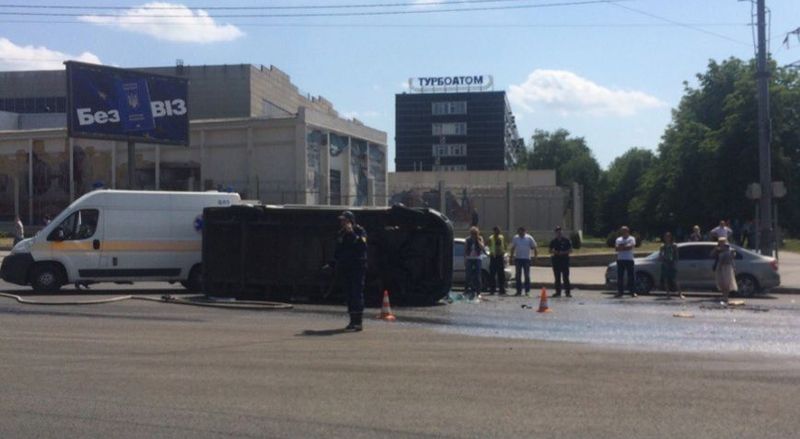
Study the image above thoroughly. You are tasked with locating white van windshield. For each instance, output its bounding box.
[48,209,99,241]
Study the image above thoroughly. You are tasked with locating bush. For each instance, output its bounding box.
[570,232,582,249]
[606,230,643,248]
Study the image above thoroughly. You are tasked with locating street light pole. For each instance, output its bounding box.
[756,0,773,255]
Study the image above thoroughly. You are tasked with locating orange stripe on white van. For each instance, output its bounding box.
[102,241,201,252]
[42,241,201,252]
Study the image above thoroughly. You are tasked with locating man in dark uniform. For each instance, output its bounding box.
[334,210,368,331]
[549,226,572,298]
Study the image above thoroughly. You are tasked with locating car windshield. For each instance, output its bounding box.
[643,251,660,260]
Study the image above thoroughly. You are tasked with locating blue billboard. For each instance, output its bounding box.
[66,61,189,145]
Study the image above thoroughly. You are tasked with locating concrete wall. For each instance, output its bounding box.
[144,64,252,120]
[0,111,19,130]
[18,113,66,130]
[0,70,65,98]
[0,64,351,123]
[389,169,556,187]
[387,169,571,238]
[249,65,337,118]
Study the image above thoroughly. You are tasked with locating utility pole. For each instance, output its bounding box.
[756,0,773,255]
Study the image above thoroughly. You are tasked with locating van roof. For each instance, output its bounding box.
[70,190,241,209]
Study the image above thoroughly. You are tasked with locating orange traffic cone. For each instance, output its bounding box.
[537,287,551,313]
[376,290,397,321]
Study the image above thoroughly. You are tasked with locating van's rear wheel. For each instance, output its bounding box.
[30,263,64,293]
[182,265,203,293]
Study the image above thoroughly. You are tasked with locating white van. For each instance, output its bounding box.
[0,190,241,292]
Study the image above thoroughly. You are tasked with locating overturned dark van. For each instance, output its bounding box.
[201,204,453,305]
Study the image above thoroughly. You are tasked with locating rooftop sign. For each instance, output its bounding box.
[408,75,493,93]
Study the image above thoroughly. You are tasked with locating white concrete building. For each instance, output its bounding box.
[0,64,388,226]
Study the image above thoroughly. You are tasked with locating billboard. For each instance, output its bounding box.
[66,61,189,145]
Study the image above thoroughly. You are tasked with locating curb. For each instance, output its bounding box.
[534,283,800,295]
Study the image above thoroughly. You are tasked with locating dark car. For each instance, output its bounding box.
[202,204,453,305]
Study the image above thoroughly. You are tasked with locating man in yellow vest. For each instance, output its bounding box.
[487,226,507,295]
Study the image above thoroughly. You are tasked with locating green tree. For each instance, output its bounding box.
[520,129,602,234]
[635,58,800,238]
[596,148,656,235]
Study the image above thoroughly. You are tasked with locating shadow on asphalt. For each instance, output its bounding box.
[298,328,355,337]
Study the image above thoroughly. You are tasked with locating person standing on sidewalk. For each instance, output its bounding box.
[464,227,485,300]
[659,232,683,299]
[711,237,737,306]
[710,220,732,241]
[509,227,537,296]
[688,225,703,242]
[614,226,637,298]
[13,216,24,246]
[487,226,507,296]
[549,226,572,298]
[334,211,368,332]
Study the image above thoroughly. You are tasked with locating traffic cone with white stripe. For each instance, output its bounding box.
[537,287,551,313]
[376,290,397,321]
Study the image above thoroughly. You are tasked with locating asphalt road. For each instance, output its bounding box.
[1,283,800,438]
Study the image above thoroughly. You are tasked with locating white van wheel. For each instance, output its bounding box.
[30,263,65,293]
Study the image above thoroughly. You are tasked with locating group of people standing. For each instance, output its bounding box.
[688,219,755,249]
[463,225,573,299]
[315,212,746,331]
[615,222,739,304]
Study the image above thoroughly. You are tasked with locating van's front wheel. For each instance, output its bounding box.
[181,265,203,293]
[30,263,65,293]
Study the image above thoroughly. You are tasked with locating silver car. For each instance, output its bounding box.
[605,242,780,296]
[453,238,514,289]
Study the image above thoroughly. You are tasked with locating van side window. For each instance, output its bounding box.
[48,209,100,241]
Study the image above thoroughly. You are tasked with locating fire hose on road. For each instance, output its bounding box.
[0,292,293,310]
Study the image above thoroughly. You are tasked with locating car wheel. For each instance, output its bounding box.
[182,265,203,293]
[735,274,759,297]
[635,272,654,295]
[30,263,64,293]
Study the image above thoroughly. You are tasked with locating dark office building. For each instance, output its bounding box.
[395,90,523,172]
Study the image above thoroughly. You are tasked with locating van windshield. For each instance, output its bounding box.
[48,209,99,241]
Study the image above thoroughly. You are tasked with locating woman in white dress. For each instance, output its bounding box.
[711,237,737,304]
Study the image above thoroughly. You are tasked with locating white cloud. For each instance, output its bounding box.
[508,69,666,117]
[79,2,244,44]
[0,38,101,70]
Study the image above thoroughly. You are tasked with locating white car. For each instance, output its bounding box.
[452,238,514,290]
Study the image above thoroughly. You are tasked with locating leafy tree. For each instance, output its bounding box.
[636,58,800,238]
[596,148,655,235]
[519,129,602,234]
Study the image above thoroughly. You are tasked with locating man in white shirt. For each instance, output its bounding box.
[614,226,637,298]
[508,227,537,296]
[710,220,732,241]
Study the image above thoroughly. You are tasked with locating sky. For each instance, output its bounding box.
[1,0,798,169]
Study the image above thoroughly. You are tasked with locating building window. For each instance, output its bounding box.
[432,101,467,115]
[432,144,467,157]
[432,164,467,171]
[432,122,467,136]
